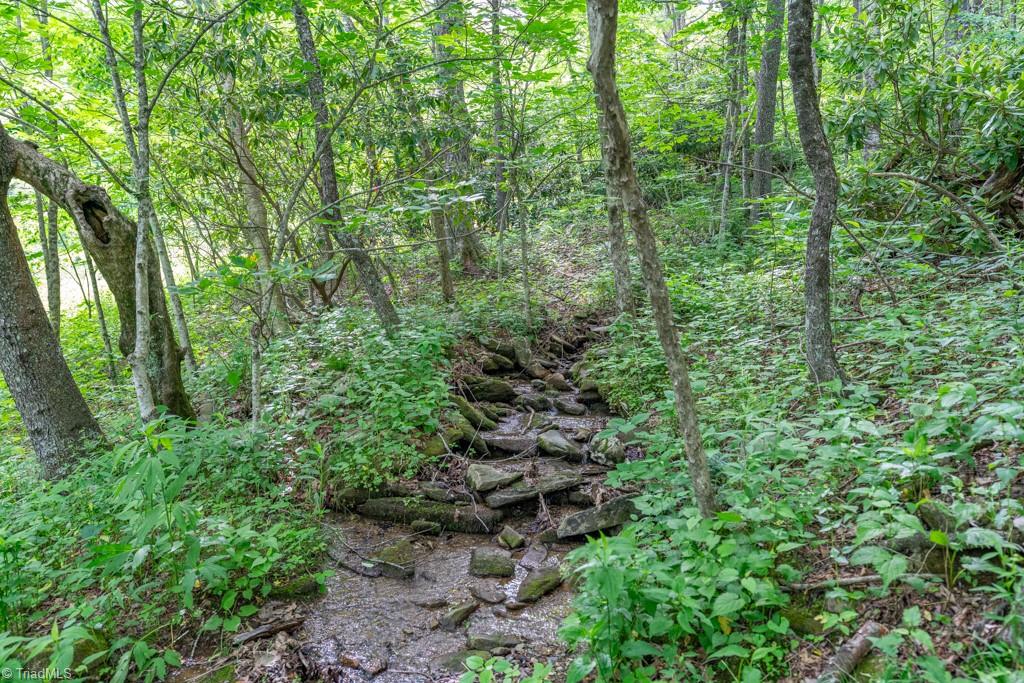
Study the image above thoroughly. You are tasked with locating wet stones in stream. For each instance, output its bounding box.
[537,430,583,460]
[357,497,503,534]
[469,547,515,577]
[466,464,522,493]
[462,375,517,403]
[557,495,639,539]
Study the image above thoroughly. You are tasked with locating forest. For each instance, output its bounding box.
[0,0,1023,679]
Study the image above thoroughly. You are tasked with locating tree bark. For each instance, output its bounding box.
[749,0,785,220]
[788,0,844,384]
[586,0,717,518]
[292,0,399,329]
[491,0,509,274]
[2,123,193,417]
[0,132,102,479]
[717,4,743,242]
[83,247,118,386]
[596,106,635,318]
[35,195,62,339]
[221,73,290,334]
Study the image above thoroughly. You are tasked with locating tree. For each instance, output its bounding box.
[749,0,785,220]
[788,0,843,383]
[586,0,717,518]
[3,123,193,418]
[0,126,102,478]
[291,0,399,330]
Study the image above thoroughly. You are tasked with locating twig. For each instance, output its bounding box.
[231,617,305,647]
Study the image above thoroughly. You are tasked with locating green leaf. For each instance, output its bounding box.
[929,529,949,547]
[707,644,750,660]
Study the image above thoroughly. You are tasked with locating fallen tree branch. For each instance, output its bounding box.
[815,620,883,683]
[231,617,305,647]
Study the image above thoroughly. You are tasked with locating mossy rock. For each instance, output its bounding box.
[358,497,503,534]
[469,547,515,577]
[268,575,322,599]
[435,649,490,673]
[516,566,563,602]
[781,605,826,635]
[372,539,415,578]
[451,395,498,431]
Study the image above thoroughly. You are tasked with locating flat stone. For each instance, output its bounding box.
[567,489,594,507]
[371,539,415,579]
[451,394,498,431]
[484,471,582,508]
[411,596,448,609]
[440,599,479,630]
[557,495,638,538]
[421,481,473,503]
[553,398,586,415]
[497,525,525,549]
[578,377,599,393]
[481,434,536,454]
[519,544,548,569]
[512,338,532,368]
[469,584,506,604]
[516,566,563,602]
[463,375,517,403]
[358,497,503,534]
[578,390,602,405]
[466,630,527,651]
[469,547,515,577]
[466,464,522,493]
[545,373,571,391]
[538,431,583,460]
[480,336,516,358]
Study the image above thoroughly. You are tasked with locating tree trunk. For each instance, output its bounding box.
[149,209,197,373]
[597,106,635,318]
[292,0,399,329]
[3,123,193,418]
[788,0,843,383]
[0,133,102,479]
[750,0,785,220]
[84,247,118,386]
[221,73,290,335]
[586,0,717,518]
[717,4,743,242]
[431,0,485,271]
[491,0,509,274]
[35,195,62,339]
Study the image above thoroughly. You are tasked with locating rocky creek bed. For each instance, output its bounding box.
[180,323,640,682]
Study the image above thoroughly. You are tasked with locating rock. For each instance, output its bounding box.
[451,395,498,431]
[917,499,965,533]
[530,378,547,390]
[512,338,532,368]
[545,373,572,391]
[568,360,585,380]
[497,525,525,549]
[482,352,515,373]
[358,497,503,534]
[481,433,536,454]
[477,403,503,421]
[519,544,548,569]
[553,398,586,415]
[578,377,599,393]
[469,547,516,577]
[535,528,559,544]
[781,605,825,635]
[411,595,448,608]
[467,630,527,651]
[411,520,442,535]
[480,336,516,358]
[267,575,321,599]
[491,605,508,617]
[371,539,415,578]
[567,489,594,506]
[463,375,517,403]
[516,566,563,602]
[590,436,626,466]
[484,471,582,508]
[435,649,490,673]
[578,390,602,405]
[469,584,506,604]
[526,362,549,380]
[557,495,638,538]
[440,599,479,630]
[572,428,593,441]
[421,481,473,504]
[515,393,551,411]
[466,464,523,493]
[538,431,583,460]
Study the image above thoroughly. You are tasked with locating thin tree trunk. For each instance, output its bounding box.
[491,0,509,274]
[515,182,532,330]
[586,0,717,518]
[149,209,196,373]
[597,106,635,318]
[84,248,118,386]
[788,0,843,383]
[35,195,61,339]
[0,136,101,479]
[717,6,742,242]
[750,0,785,220]
[292,0,399,329]
[222,73,290,335]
